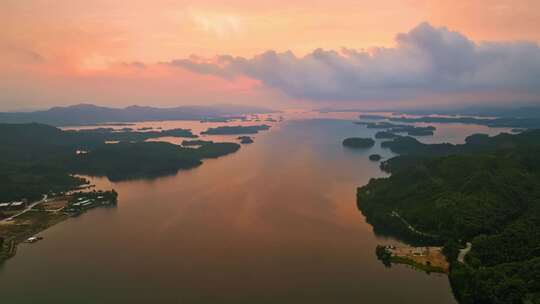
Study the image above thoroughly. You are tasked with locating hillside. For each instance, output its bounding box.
[0,123,240,201]
[0,104,275,126]
[357,130,540,303]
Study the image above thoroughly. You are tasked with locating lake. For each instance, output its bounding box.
[0,112,510,303]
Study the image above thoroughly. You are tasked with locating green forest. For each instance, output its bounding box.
[342,137,375,148]
[357,130,540,303]
[0,123,240,202]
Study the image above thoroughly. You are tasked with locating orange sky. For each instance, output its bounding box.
[1,0,540,110]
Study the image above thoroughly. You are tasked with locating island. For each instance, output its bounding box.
[389,115,540,129]
[200,117,236,123]
[73,127,198,142]
[355,121,435,136]
[369,154,382,161]
[375,131,399,139]
[358,114,388,120]
[201,125,271,135]
[237,136,254,144]
[399,127,434,136]
[181,139,213,146]
[342,137,375,148]
[357,129,540,303]
[355,121,400,129]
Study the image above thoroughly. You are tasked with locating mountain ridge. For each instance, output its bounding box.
[0,104,276,126]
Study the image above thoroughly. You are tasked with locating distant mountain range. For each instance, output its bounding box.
[0,104,276,126]
[401,105,540,118]
[319,105,540,119]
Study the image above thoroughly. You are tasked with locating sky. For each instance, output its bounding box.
[1,0,540,111]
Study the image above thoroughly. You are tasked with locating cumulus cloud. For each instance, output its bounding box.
[167,22,540,102]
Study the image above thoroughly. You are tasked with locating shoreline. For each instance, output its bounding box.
[376,245,449,274]
[0,212,69,264]
[391,256,447,273]
[0,191,117,264]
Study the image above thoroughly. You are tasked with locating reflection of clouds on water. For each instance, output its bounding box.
[4,115,504,303]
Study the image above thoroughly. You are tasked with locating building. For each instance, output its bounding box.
[0,202,25,211]
[11,201,25,209]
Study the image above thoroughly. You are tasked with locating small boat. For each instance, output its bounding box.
[25,236,43,243]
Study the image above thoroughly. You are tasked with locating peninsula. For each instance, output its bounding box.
[0,123,241,194]
[1,190,118,264]
[201,125,271,135]
[0,122,242,263]
[357,130,540,303]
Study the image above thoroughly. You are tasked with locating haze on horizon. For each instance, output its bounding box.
[1,0,540,112]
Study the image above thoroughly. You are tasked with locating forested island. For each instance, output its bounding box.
[358,114,388,120]
[73,127,198,140]
[369,154,382,161]
[0,123,241,201]
[237,136,254,144]
[357,130,540,303]
[181,139,214,146]
[201,125,271,135]
[389,115,540,129]
[342,137,375,148]
[375,131,399,139]
[355,121,435,136]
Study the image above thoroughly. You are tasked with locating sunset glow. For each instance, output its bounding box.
[3,2,540,303]
[1,0,540,110]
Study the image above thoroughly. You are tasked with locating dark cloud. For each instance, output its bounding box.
[167,22,540,102]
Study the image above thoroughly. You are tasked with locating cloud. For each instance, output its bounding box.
[167,22,540,102]
[168,55,235,78]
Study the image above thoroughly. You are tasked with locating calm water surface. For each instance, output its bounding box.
[1,113,509,303]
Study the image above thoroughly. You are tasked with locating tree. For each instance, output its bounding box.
[443,239,460,262]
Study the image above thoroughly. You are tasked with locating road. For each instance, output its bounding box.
[391,210,439,238]
[458,242,472,263]
[0,195,48,224]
